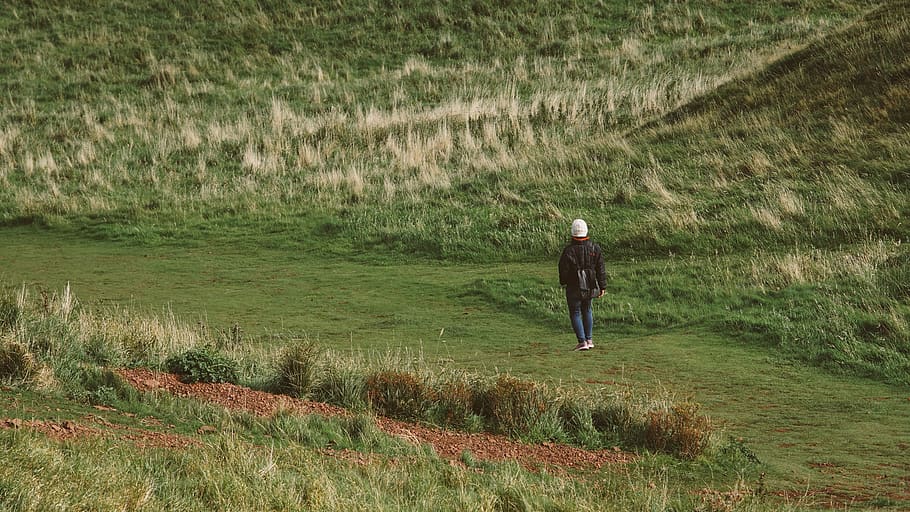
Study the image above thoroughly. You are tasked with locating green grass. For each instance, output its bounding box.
[3,233,910,509]
[2,0,909,509]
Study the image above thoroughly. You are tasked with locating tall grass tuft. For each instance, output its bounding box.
[0,340,40,383]
[276,339,324,399]
[645,402,713,460]
[475,374,547,436]
[431,376,477,430]
[365,370,433,421]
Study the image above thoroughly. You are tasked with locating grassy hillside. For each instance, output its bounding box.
[0,0,873,258]
[2,0,910,510]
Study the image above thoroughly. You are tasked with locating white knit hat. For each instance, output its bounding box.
[571,219,588,238]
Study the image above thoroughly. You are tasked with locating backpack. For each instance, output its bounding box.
[575,242,600,300]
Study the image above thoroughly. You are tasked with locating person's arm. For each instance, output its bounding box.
[595,244,607,295]
[558,249,570,287]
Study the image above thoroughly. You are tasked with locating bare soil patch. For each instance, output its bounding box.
[0,415,198,448]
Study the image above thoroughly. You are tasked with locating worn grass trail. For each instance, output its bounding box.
[2,228,908,505]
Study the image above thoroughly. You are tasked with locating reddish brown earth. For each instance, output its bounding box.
[0,413,198,448]
[116,368,635,470]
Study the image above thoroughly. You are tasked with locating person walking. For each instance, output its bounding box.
[558,219,606,351]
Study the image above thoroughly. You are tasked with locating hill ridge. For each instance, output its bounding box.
[654,2,910,132]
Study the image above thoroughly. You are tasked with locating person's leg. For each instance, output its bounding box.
[566,291,587,350]
[581,298,593,344]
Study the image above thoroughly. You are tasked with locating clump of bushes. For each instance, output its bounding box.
[0,285,717,459]
[645,402,713,460]
[475,375,546,435]
[365,371,433,421]
[283,347,717,459]
[165,347,239,384]
[0,297,19,330]
[276,341,323,398]
[0,340,39,382]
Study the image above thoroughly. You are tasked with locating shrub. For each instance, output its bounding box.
[277,341,323,398]
[165,347,239,384]
[313,364,366,411]
[591,400,646,444]
[365,370,431,421]
[645,402,713,459]
[0,341,39,381]
[0,297,19,331]
[476,375,546,435]
[558,398,599,446]
[432,378,476,428]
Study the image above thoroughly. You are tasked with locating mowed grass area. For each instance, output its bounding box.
[3,229,909,507]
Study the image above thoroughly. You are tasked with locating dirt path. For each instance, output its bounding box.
[0,413,199,449]
[116,368,635,470]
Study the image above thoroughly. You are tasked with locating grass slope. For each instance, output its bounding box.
[2,0,910,509]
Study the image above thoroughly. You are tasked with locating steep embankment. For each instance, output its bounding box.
[668,3,910,130]
[613,1,910,255]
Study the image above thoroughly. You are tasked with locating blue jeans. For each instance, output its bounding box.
[566,289,593,342]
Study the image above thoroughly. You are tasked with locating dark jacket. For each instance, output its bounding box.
[559,238,606,291]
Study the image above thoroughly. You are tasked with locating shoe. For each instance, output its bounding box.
[585,340,594,349]
[573,341,589,351]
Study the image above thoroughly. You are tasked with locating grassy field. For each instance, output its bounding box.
[2,0,909,510]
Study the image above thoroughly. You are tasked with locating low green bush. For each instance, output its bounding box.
[165,347,239,384]
[277,341,323,398]
[365,370,432,421]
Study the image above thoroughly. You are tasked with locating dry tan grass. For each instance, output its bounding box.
[776,188,805,216]
[749,206,782,230]
[747,150,773,177]
[296,142,325,169]
[749,241,899,290]
[76,306,205,361]
[654,207,701,231]
[242,144,281,175]
[181,122,202,150]
[384,124,454,173]
[822,167,875,214]
[829,116,865,148]
[0,126,20,157]
[641,156,676,205]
